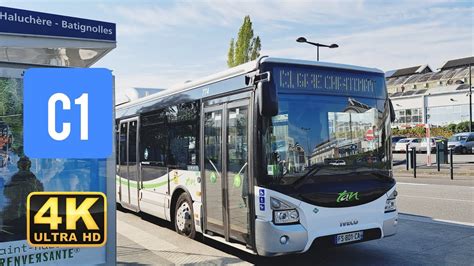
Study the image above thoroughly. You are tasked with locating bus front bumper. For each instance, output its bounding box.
[255,213,398,256]
[255,219,308,256]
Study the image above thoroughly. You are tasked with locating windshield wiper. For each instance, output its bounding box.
[292,164,323,187]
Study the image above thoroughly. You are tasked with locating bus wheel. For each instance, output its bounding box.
[174,193,196,239]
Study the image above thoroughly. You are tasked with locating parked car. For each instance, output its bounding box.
[329,159,346,166]
[392,136,407,150]
[393,138,421,153]
[419,138,437,153]
[448,132,474,154]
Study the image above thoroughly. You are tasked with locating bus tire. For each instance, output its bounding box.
[174,193,196,239]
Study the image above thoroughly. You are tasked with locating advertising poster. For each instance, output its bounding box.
[0,76,109,264]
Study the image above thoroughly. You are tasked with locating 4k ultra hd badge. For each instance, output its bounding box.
[24,68,112,158]
[27,192,107,247]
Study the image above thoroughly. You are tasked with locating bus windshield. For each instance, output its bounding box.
[260,93,392,189]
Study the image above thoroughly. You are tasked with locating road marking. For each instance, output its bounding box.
[397,182,427,186]
[397,182,474,189]
[399,194,473,203]
[399,213,474,228]
[431,218,474,227]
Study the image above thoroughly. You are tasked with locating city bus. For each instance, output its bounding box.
[115,56,398,256]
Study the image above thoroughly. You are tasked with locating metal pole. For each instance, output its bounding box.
[317,46,320,61]
[406,143,410,170]
[449,147,454,180]
[469,63,472,132]
[436,142,440,172]
[426,125,431,166]
[413,147,417,178]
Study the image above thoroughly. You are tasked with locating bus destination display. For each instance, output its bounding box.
[274,66,383,98]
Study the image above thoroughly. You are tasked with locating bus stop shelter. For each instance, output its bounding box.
[0,6,116,265]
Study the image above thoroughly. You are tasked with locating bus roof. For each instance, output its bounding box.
[117,56,384,110]
[262,57,384,75]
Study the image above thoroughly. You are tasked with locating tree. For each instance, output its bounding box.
[455,121,470,133]
[227,16,262,68]
[250,36,261,61]
[0,78,23,154]
[227,38,235,68]
[447,123,457,133]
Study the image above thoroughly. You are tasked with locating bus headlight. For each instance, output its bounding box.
[385,190,397,213]
[274,209,299,225]
[270,197,300,225]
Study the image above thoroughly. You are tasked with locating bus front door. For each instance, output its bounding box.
[202,99,250,244]
[118,118,140,211]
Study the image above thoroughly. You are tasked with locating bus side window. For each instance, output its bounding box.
[118,123,127,176]
[165,101,200,171]
[140,109,168,165]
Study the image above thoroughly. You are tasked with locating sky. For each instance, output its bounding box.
[1,0,473,101]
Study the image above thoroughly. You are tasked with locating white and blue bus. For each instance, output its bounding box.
[115,57,398,256]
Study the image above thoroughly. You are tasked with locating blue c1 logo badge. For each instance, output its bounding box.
[24,68,112,158]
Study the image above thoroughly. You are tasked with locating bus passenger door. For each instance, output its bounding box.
[202,107,225,235]
[117,118,140,211]
[202,99,250,244]
[226,101,250,243]
[118,122,129,204]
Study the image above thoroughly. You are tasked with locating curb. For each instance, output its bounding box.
[399,213,474,228]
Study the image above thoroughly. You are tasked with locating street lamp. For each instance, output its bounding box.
[454,63,472,132]
[469,63,472,132]
[296,37,339,61]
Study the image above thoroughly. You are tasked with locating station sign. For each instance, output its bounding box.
[0,6,116,41]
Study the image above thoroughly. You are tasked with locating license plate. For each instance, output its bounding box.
[335,231,363,244]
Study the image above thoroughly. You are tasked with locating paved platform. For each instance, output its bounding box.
[117,208,250,265]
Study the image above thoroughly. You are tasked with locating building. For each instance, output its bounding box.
[387,56,473,128]
[310,98,382,164]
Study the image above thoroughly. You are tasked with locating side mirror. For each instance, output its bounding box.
[388,99,396,123]
[257,81,278,117]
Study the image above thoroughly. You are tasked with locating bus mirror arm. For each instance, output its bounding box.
[246,71,271,85]
[257,81,279,117]
[388,99,396,123]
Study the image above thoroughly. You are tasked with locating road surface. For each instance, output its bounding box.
[117,178,474,266]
